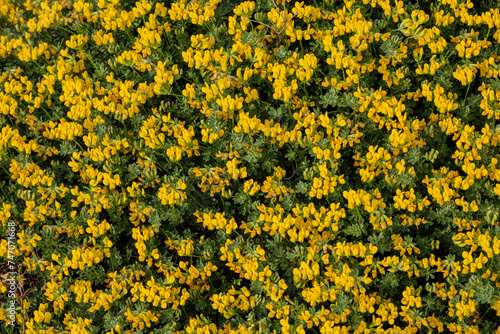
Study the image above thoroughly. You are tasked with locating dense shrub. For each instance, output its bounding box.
[1,0,500,333]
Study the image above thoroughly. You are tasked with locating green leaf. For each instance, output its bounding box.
[295,181,309,194]
[243,151,262,164]
[319,87,339,108]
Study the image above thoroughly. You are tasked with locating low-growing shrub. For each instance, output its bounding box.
[0,0,500,333]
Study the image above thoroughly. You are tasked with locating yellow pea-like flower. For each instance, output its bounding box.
[65,34,89,50]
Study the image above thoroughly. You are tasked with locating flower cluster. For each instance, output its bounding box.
[1,0,500,333]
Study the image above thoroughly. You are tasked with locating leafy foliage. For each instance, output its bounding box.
[0,0,500,333]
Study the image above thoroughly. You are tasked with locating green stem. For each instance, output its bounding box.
[180,75,193,83]
[317,68,328,78]
[90,264,99,278]
[355,205,363,223]
[188,254,202,258]
[443,50,452,63]
[168,93,184,98]
[478,305,491,323]
[189,194,204,210]
[32,59,42,70]
[173,78,182,92]
[110,251,116,271]
[207,274,215,291]
[463,82,471,106]
[121,120,128,132]
[174,160,184,170]
[159,49,167,62]
[84,52,97,70]
[0,183,7,199]
[219,192,226,209]
[301,84,309,98]
[57,24,74,35]
[73,139,84,152]
[125,28,135,43]
[180,304,189,317]
[40,106,52,119]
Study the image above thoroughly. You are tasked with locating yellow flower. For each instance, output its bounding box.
[135,27,162,55]
[65,34,89,50]
[166,237,195,256]
[433,9,455,26]
[233,1,255,17]
[132,0,152,17]
[190,34,215,50]
[33,303,52,324]
[453,64,476,85]
[226,158,247,180]
[92,30,115,46]
[243,179,260,195]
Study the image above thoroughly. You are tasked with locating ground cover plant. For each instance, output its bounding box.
[1,0,500,332]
